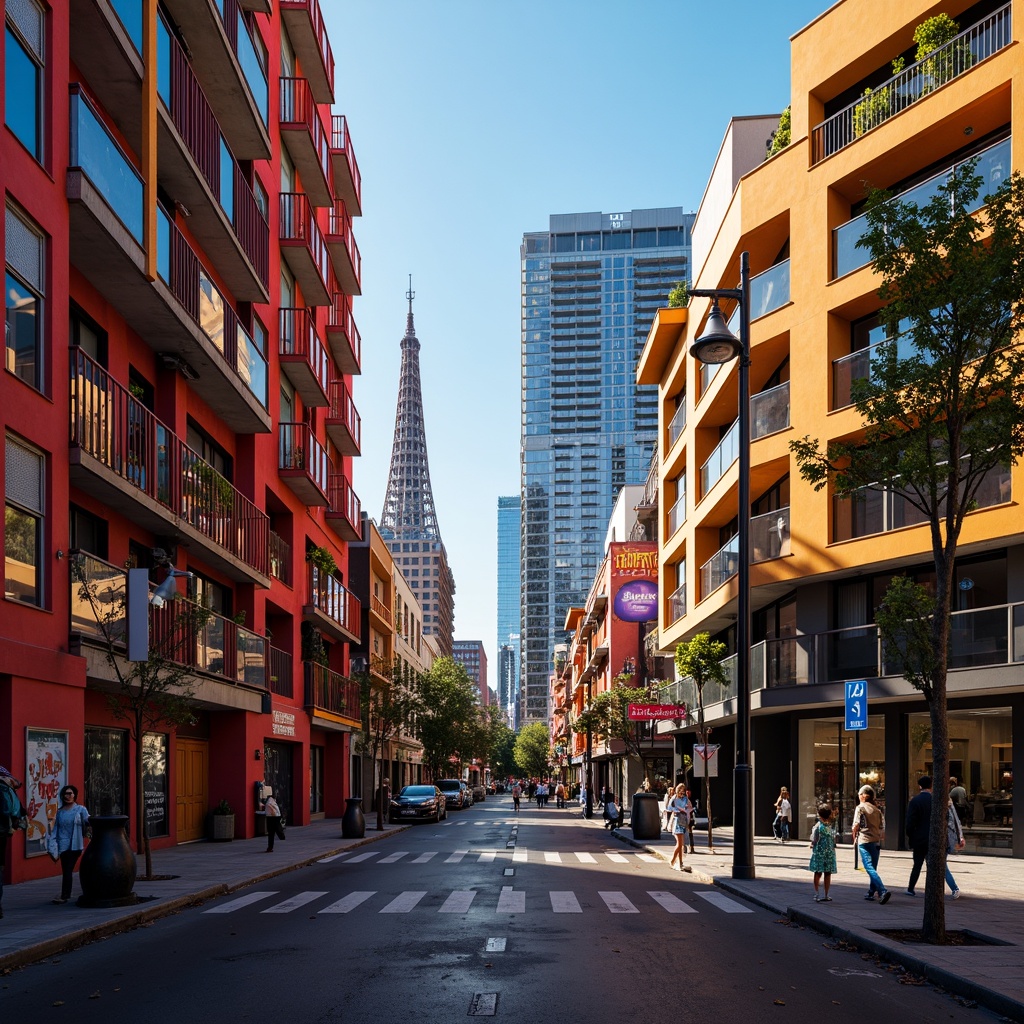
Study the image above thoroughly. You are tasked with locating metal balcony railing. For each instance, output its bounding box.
[304,661,359,719]
[268,645,293,697]
[269,530,291,586]
[278,422,331,501]
[306,566,361,642]
[330,114,362,215]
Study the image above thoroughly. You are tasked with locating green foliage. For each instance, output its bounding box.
[674,633,728,692]
[766,106,791,157]
[574,675,660,781]
[667,281,689,308]
[300,621,329,667]
[874,576,939,698]
[415,657,480,779]
[307,545,337,577]
[214,799,233,815]
[853,86,891,138]
[489,720,517,779]
[513,722,551,779]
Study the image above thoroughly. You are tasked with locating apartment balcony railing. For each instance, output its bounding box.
[668,400,687,448]
[330,114,362,216]
[268,645,293,698]
[279,77,332,208]
[811,5,1012,164]
[700,420,738,496]
[370,652,392,680]
[279,307,330,407]
[280,192,332,306]
[327,292,362,374]
[304,662,360,722]
[700,534,739,598]
[280,0,335,104]
[269,530,292,586]
[668,492,686,536]
[325,380,361,456]
[278,422,330,506]
[371,594,394,628]
[748,259,790,320]
[69,348,270,581]
[305,566,361,643]
[326,201,362,296]
[832,330,918,409]
[326,473,361,542]
[750,380,790,439]
[669,583,687,623]
[71,552,267,691]
[699,507,790,598]
[833,136,1011,280]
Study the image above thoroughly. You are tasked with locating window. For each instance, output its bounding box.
[5,435,44,606]
[5,0,44,161]
[6,203,45,390]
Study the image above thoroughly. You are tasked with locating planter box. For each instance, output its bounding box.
[211,813,235,841]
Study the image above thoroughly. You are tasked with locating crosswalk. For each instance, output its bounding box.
[317,848,679,866]
[202,887,753,917]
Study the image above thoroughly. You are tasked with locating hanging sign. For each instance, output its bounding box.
[693,743,720,778]
[845,680,868,731]
[628,704,688,721]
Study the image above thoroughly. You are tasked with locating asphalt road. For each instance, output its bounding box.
[0,799,1002,1022]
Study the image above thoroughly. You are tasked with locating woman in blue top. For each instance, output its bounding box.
[50,785,90,904]
[667,784,693,872]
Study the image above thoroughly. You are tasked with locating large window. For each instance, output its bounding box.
[5,204,45,390]
[5,435,45,606]
[5,0,44,161]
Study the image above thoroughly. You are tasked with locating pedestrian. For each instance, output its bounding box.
[945,796,965,898]
[48,785,90,904]
[264,792,285,852]
[536,781,546,809]
[667,784,693,872]
[603,792,621,830]
[0,766,27,919]
[555,781,566,808]
[949,777,969,825]
[598,785,608,809]
[578,783,587,809]
[773,787,791,842]
[852,784,890,904]
[905,775,933,896]
[662,785,675,834]
[685,788,697,853]
[808,803,837,901]
[511,781,522,814]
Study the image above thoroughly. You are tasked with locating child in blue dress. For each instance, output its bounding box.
[808,803,838,902]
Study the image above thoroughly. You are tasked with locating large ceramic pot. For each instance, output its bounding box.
[631,792,663,840]
[78,815,138,908]
[342,797,365,838]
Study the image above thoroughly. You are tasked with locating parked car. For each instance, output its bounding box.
[388,784,447,824]
[472,783,486,802]
[436,779,466,810]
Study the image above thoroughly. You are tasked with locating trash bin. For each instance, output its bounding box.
[254,811,267,837]
[631,792,663,840]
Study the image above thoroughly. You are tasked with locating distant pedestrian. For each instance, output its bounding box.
[49,785,90,904]
[511,782,522,814]
[773,787,791,842]
[662,786,675,833]
[808,804,837,901]
[0,767,27,919]
[536,782,547,808]
[685,789,697,853]
[603,793,621,830]
[555,781,566,808]
[667,785,693,872]
[945,797,965,898]
[949,777,969,825]
[264,793,285,852]
[599,786,608,809]
[852,785,890,904]
[905,775,933,896]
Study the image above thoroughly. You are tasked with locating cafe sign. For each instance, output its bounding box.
[628,704,688,721]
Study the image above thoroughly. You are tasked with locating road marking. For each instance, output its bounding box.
[496,887,525,913]
[474,821,488,826]
[606,852,628,864]
[637,854,660,863]
[478,850,497,862]
[440,890,477,913]
[485,938,506,952]
[263,891,328,914]
[695,891,753,913]
[647,891,698,914]
[445,849,469,863]
[411,852,437,864]
[381,891,427,913]
[574,852,597,863]
[599,891,639,914]
[544,852,562,863]
[828,968,884,979]
[378,851,409,864]
[512,848,527,863]
[550,891,582,913]
[344,851,378,863]
[318,852,349,863]
[203,891,278,914]
[320,891,376,914]
[503,868,514,876]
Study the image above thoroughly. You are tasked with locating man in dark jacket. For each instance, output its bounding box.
[905,775,933,896]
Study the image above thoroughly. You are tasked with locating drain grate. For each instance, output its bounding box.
[468,992,498,1016]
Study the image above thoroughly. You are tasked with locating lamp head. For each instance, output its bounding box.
[150,569,194,608]
[690,299,742,364]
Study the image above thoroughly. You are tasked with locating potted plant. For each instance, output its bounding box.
[211,798,235,841]
[307,545,337,577]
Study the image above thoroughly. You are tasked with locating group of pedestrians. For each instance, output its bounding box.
[507,778,567,813]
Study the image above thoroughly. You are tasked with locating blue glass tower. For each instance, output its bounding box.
[520,208,693,723]
[496,495,521,728]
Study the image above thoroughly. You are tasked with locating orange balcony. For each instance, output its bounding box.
[279,308,330,407]
[330,115,362,217]
[326,201,362,296]
[325,379,361,456]
[278,422,330,506]
[280,78,332,208]
[370,594,393,630]
[280,0,335,104]
[327,293,362,374]
[304,662,361,727]
[326,473,361,543]
[304,566,360,644]
[280,192,332,306]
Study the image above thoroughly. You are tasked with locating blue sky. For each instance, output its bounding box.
[322,0,828,689]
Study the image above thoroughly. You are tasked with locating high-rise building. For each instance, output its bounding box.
[380,285,455,655]
[520,209,694,723]
[452,640,488,702]
[496,495,521,727]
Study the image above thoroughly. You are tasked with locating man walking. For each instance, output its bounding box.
[905,776,932,896]
[852,784,890,904]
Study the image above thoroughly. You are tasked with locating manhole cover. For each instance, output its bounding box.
[468,992,498,1016]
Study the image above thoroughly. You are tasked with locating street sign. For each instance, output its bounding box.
[845,680,868,731]
[627,703,688,721]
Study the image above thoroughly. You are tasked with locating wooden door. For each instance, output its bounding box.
[175,739,208,842]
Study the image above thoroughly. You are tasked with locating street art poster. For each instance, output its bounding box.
[610,542,658,622]
[24,728,67,857]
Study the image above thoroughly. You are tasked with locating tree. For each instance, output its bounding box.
[512,722,550,780]
[73,558,200,879]
[766,106,791,157]
[675,633,728,852]
[790,164,1024,942]
[488,720,517,781]
[415,657,479,780]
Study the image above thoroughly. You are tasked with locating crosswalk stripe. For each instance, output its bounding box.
[478,850,497,862]
[600,891,639,914]
[263,891,328,914]
[695,891,752,913]
[544,852,562,863]
[318,852,348,863]
[320,891,376,914]
[551,891,582,913]
[378,852,409,864]
[637,854,660,863]
[440,890,476,913]
[496,887,525,913]
[648,891,698,914]
[512,848,527,863]
[606,853,628,864]
[575,852,597,863]
[381,891,427,913]
[203,891,278,914]
[445,849,469,863]
[411,852,437,864]
[345,851,378,863]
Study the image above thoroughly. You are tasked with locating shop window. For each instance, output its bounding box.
[85,727,128,816]
[143,732,169,838]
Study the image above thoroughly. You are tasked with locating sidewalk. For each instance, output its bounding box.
[602,814,1023,1021]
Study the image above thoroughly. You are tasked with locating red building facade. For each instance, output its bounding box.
[2,0,363,883]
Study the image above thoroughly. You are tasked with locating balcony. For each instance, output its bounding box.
[279,308,330,407]
[280,0,335,104]
[278,422,330,506]
[279,78,332,208]
[69,348,270,584]
[370,594,393,630]
[330,115,362,217]
[811,5,1012,164]
[832,330,917,409]
[668,400,686,448]
[161,0,270,159]
[268,645,293,698]
[833,136,1011,280]
[326,474,361,542]
[269,530,292,586]
[370,652,392,682]
[304,662,361,727]
[700,535,738,599]
[71,553,268,700]
[326,293,362,374]
[669,583,686,623]
[326,202,362,296]
[304,567,361,643]
[750,380,790,440]
[699,420,738,496]
[699,507,790,598]
[325,380,361,456]
[280,192,332,306]
[668,492,686,536]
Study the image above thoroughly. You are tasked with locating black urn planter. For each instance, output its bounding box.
[78,815,138,908]
[631,792,663,840]
[342,797,365,838]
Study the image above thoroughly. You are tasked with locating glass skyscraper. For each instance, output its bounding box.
[520,208,693,723]
[496,495,521,728]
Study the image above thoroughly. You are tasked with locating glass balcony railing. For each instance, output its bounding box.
[669,583,686,623]
[668,400,687,447]
[832,329,918,409]
[700,420,738,495]
[700,534,739,598]
[749,259,790,320]
[279,422,330,499]
[751,506,790,563]
[668,492,686,536]
[750,380,790,439]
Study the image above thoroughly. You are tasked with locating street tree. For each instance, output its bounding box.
[790,164,1024,943]
[415,657,479,779]
[488,719,517,781]
[512,722,550,780]
[675,633,728,852]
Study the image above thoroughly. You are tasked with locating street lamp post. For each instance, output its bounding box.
[584,676,594,819]
[689,251,755,881]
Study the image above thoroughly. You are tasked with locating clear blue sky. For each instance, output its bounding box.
[322,1,828,690]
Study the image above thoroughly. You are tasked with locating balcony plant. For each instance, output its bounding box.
[765,106,791,158]
[307,545,337,578]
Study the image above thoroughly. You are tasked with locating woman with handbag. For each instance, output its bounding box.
[944,797,965,898]
[264,792,285,852]
[48,785,90,904]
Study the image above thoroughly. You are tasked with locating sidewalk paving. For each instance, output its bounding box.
[1,807,1021,1021]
